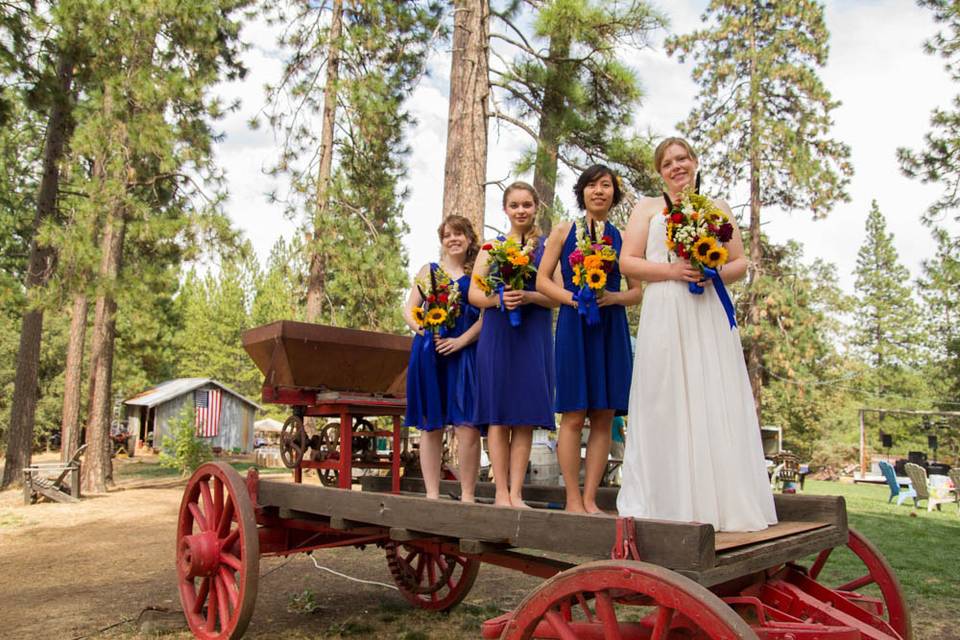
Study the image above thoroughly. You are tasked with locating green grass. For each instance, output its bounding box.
[801,479,960,629]
[118,459,288,480]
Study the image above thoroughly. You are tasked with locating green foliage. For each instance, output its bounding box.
[916,227,960,411]
[287,589,322,615]
[898,0,960,228]
[159,404,212,475]
[667,0,852,216]
[492,0,666,203]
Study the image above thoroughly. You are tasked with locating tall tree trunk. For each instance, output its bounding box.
[305,0,344,323]
[745,9,763,419]
[82,209,126,493]
[60,292,88,463]
[532,32,571,236]
[1,53,74,489]
[443,0,489,235]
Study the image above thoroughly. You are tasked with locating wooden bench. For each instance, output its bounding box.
[22,444,87,504]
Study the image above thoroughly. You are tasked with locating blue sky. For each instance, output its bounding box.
[212,1,960,294]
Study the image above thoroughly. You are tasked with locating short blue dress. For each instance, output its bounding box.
[473,238,555,429]
[555,220,633,415]
[405,265,481,430]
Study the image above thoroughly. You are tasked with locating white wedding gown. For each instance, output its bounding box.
[616,213,777,532]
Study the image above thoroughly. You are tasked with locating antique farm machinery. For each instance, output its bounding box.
[175,321,912,640]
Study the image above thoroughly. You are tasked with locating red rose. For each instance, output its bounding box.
[602,235,613,245]
[427,294,436,303]
[671,213,683,224]
[501,263,514,278]
[438,293,448,303]
[482,243,493,250]
[718,223,734,242]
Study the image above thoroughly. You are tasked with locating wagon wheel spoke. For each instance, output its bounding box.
[215,574,231,629]
[221,527,239,553]
[217,496,235,538]
[414,552,427,584]
[426,556,438,591]
[193,577,210,615]
[189,502,209,532]
[650,605,675,640]
[212,477,224,528]
[221,551,242,571]
[575,592,594,622]
[809,547,831,579]
[544,609,580,640]
[559,597,573,621]
[205,583,218,633]
[838,573,875,593]
[219,566,240,609]
[199,480,214,530]
[593,590,623,640]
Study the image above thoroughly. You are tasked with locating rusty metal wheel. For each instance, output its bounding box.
[177,462,259,640]
[316,421,341,486]
[385,540,480,611]
[806,527,911,639]
[279,415,306,468]
[498,560,756,640]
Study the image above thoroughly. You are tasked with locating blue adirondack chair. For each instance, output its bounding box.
[879,460,916,506]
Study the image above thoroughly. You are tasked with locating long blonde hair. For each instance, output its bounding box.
[653,137,699,173]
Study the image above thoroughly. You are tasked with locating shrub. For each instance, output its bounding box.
[159,404,212,475]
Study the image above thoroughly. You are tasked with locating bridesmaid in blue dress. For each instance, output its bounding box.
[469,182,559,508]
[537,165,641,513]
[404,215,483,502]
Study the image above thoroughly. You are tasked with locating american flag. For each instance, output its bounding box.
[195,389,222,438]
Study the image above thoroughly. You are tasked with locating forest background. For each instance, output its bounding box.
[2,0,960,492]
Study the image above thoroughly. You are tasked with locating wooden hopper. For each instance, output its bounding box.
[242,321,412,396]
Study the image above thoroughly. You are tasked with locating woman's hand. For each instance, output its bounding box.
[668,260,701,283]
[502,287,527,310]
[435,335,465,355]
[597,290,621,307]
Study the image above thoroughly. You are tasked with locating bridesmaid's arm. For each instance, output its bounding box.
[715,200,748,285]
[468,245,499,310]
[599,274,643,307]
[436,314,483,355]
[620,199,700,283]
[403,263,430,334]
[536,223,576,308]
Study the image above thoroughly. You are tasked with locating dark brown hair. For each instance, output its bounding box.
[438,214,480,274]
[573,164,622,210]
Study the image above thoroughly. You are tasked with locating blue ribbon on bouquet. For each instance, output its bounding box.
[574,286,601,326]
[497,283,522,327]
[420,324,449,354]
[688,268,737,329]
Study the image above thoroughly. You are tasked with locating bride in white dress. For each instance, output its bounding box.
[616,137,777,532]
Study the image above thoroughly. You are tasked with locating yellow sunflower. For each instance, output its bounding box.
[426,308,447,326]
[473,274,492,296]
[692,237,716,262]
[586,268,606,290]
[583,254,603,270]
[412,307,426,326]
[572,265,584,286]
[703,245,729,268]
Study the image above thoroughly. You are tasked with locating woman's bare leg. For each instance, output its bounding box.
[487,425,512,506]
[583,410,615,513]
[508,427,533,508]
[455,426,481,503]
[558,411,587,512]
[419,429,444,499]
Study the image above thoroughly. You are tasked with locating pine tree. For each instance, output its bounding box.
[667,0,853,413]
[916,227,960,409]
[491,0,665,231]
[252,236,308,327]
[898,0,960,230]
[852,202,921,397]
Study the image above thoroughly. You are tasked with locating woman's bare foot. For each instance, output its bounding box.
[461,494,476,504]
[510,495,531,509]
[494,492,513,507]
[584,501,602,514]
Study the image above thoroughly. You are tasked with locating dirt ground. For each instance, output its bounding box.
[0,455,540,640]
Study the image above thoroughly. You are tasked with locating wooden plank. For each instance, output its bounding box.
[773,494,847,527]
[714,521,829,552]
[688,525,848,587]
[258,480,716,571]
[329,517,367,531]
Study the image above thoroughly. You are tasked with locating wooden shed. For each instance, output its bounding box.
[123,378,261,453]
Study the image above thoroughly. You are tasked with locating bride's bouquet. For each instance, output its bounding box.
[475,235,538,327]
[414,266,461,339]
[663,187,738,327]
[568,218,617,325]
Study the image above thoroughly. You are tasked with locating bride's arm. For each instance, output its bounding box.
[620,199,700,283]
[715,200,748,285]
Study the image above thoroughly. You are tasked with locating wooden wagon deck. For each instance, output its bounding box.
[256,477,847,588]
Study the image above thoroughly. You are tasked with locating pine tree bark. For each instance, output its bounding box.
[745,8,763,418]
[1,52,74,489]
[82,210,126,493]
[443,0,489,235]
[60,292,88,463]
[532,32,571,236]
[305,0,343,323]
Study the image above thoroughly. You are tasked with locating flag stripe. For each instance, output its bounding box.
[195,389,222,438]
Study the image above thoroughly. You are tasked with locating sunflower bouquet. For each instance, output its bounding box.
[663,186,738,327]
[567,218,617,325]
[414,265,461,336]
[474,235,538,327]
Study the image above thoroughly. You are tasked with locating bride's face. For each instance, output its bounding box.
[659,144,698,194]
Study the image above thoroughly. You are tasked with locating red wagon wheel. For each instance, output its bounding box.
[177,462,259,640]
[806,526,911,640]
[500,560,756,640]
[385,540,480,611]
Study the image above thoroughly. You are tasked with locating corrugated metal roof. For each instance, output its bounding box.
[124,378,262,410]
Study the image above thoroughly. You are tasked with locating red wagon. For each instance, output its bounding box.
[175,322,912,640]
